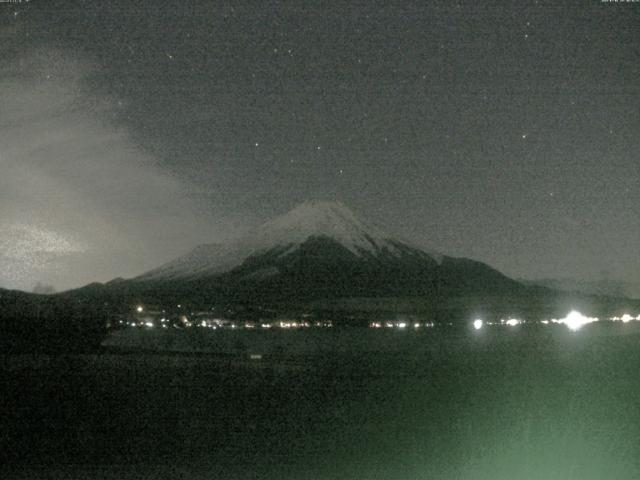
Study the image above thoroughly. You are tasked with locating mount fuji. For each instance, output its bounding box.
[138,200,443,281]
[125,200,525,305]
[5,200,640,346]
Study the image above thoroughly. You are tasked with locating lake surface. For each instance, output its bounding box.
[3,323,640,479]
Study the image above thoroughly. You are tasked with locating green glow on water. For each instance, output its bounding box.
[4,326,640,479]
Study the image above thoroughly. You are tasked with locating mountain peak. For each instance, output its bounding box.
[137,200,443,281]
[255,200,391,256]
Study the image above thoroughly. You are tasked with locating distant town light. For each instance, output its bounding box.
[505,318,520,327]
[136,305,143,313]
[397,322,407,328]
[621,314,633,323]
[558,310,598,331]
[473,319,483,330]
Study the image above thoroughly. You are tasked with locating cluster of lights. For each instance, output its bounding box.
[369,321,436,329]
[504,318,522,327]
[190,319,334,330]
[129,305,640,334]
[469,318,523,330]
[610,314,640,323]
[549,311,599,331]
[277,321,310,329]
[127,318,333,330]
[471,311,640,332]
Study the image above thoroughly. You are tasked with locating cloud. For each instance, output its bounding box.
[0,50,211,291]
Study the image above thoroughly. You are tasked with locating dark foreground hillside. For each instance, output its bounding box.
[0,289,108,353]
[3,325,640,480]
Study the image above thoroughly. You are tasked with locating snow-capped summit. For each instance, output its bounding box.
[137,200,443,281]
[254,200,399,256]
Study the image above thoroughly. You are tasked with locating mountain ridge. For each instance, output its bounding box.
[137,200,444,282]
[121,201,531,307]
[3,201,640,338]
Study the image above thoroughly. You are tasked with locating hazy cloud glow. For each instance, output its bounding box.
[0,51,216,290]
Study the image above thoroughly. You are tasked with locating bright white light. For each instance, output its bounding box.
[541,320,549,325]
[145,322,154,328]
[414,323,421,328]
[473,319,483,330]
[136,306,143,313]
[621,314,633,323]
[397,322,407,328]
[559,310,598,331]
[505,318,520,327]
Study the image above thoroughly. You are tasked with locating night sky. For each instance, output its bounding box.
[1,1,638,293]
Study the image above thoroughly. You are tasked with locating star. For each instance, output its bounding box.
[255,142,259,147]
[521,134,528,139]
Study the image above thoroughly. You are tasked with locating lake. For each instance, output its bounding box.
[3,322,640,479]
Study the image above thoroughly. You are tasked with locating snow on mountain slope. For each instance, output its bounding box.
[137,200,443,281]
[255,201,410,256]
[138,242,251,281]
